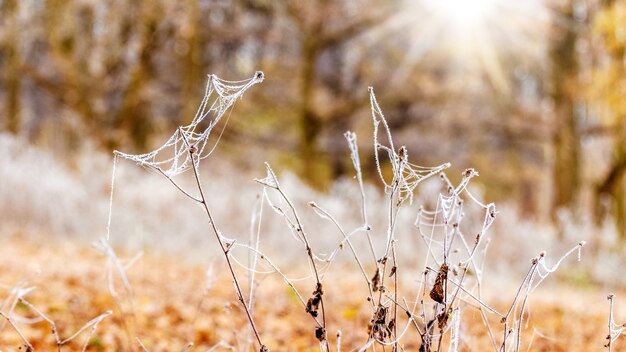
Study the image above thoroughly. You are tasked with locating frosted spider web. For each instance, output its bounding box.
[369,87,450,205]
[114,71,264,177]
[106,71,264,239]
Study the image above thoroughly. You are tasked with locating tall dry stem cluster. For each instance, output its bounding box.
[107,72,588,351]
[1,71,597,351]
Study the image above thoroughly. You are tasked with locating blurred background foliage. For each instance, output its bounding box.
[0,0,624,237]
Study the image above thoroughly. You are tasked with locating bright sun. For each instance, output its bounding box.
[363,0,551,91]
[428,0,497,28]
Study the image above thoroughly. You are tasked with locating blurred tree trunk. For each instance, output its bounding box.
[2,0,20,134]
[299,36,326,186]
[287,1,387,188]
[550,0,581,219]
[595,139,626,238]
[21,0,162,152]
[591,0,626,239]
[180,0,204,126]
[113,2,162,151]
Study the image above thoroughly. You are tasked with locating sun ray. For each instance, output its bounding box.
[359,0,553,91]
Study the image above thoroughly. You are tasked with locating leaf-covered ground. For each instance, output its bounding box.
[0,237,617,351]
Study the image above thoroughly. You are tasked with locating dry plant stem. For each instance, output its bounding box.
[229,240,324,327]
[207,341,237,351]
[99,240,139,349]
[0,311,33,351]
[337,331,342,352]
[386,295,424,338]
[154,167,201,202]
[449,267,500,350]
[183,141,266,350]
[309,202,375,305]
[345,131,378,263]
[18,298,111,352]
[499,262,538,352]
[137,337,149,352]
[0,282,35,332]
[391,244,399,351]
[245,196,264,352]
[502,263,537,321]
[515,264,538,352]
[452,224,499,350]
[273,184,330,349]
[374,181,400,348]
[608,294,614,352]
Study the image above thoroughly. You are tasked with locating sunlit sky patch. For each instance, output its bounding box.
[363,0,554,93]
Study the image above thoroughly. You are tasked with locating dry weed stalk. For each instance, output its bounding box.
[256,163,331,350]
[606,294,626,351]
[111,71,268,351]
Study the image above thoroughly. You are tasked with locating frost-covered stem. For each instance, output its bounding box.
[275,186,330,350]
[515,262,538,352]
[608,294,615,352]
[137,337,149,352]
[233,242,325,329]
[309,202,375,305]
[20,298,111,352]
[499,261,537,351]
[375,179,401,348]
[154,167,202,202]
[337,331,342,352]
[0,311,33,351]
[392,244,399,350]
[344,131,378,263]
[184,140,266,351]
[246,196,264,351]
[502,263,537,321]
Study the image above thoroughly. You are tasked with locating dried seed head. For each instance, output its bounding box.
[398,146,407,161]
[462,168,478,178]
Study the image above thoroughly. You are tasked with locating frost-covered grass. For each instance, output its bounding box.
[0,132,605,272]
